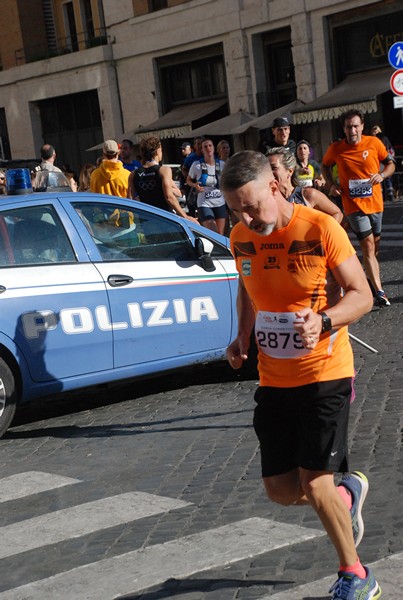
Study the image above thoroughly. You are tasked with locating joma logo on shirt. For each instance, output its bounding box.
[259,243,285,250]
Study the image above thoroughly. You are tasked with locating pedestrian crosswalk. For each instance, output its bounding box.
[1,518,324,600]
[0,471,80,503]
[0,490,191,560]
[0,470,325,599]
[0,470,401,599]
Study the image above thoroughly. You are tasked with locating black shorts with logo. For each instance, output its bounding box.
[253,378,352,477]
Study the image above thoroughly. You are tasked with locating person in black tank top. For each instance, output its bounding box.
[134,163,170,212]
[129,136,196,222]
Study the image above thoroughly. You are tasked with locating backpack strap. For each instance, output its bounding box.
[198,159,221,187]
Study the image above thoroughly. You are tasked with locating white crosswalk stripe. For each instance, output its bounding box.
[0,517,325,600]
[0,471,80,503]
[0,491,191,559]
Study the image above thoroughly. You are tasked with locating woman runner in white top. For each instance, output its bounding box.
[187,138,227,235]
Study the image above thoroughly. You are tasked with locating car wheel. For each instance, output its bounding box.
[0,358,17,438]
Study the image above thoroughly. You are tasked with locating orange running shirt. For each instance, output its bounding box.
[322,135,389,215]
[230,204,356,387]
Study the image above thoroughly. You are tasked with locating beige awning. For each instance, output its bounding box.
[181,110,256,137]
[292,68,391,124]
[231,100,304,134]
[132,99,227,142]
[85,100,227,150]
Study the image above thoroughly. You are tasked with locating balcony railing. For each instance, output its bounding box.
[15,28,109,66]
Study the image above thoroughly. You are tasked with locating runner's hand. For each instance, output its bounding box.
[226,336,249,369]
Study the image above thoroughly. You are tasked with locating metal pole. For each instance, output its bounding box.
[348,332,378,354]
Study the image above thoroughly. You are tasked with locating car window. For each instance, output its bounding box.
[0,205,76,267]
[73,201,195,261]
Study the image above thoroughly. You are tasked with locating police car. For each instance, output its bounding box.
[0,191,239,437]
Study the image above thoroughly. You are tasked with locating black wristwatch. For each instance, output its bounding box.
[319,312,332,333]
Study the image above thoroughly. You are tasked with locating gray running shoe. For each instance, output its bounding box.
[338,471,369,547]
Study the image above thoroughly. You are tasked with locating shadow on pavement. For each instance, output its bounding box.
[119,576,295,599]
[6,361,258,439]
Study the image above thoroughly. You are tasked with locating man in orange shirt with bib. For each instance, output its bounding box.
[322,109,395,307]
[221,150,380,600]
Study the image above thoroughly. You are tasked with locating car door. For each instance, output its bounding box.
[0,200,113,382]
[70,198,235,369]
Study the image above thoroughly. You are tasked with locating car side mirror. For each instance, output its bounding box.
[194,236,215,272]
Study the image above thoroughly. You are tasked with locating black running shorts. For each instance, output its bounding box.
[253,378,352,478]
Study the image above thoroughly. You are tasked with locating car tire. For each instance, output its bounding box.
[0,358,17,438]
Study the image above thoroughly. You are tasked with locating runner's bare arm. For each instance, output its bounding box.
[160,166,198,222]
[227,275,255,369]
[303,187,343,223]
[294,254,373,340]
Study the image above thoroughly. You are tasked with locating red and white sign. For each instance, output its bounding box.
[390,69,403,96]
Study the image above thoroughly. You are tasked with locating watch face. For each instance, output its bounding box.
[321,312,332,332]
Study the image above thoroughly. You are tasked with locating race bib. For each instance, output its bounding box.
[205,189,222,200]
[349,179,372,199]
[299,178,313,187]
[255,311,309,359]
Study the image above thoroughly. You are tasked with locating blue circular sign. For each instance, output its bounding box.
[388,42,403,69]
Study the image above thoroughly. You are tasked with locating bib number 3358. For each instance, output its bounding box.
[255,311,309,359]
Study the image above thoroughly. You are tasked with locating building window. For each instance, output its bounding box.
[148,0,168,10]
[80,0,95,39]
[263,29,296,112]
[254,28,296,115]
[159,46,227,111]
[63,1,79,51]
[329,9,401,81]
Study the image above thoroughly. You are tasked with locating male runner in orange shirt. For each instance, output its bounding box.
[322,109,395,307]
[221,150,380,600]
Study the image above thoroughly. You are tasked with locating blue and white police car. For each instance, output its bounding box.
[0,190,239,437]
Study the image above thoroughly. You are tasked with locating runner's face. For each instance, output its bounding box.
[218,143,230,159]
[267,155,293,194]
[297,144,310,162]
[202,140,215,159]
[120,143,131,160]
[195,139,204,154]
[343,116,364,145]
[273,126,290,145]
[225,176,278,236]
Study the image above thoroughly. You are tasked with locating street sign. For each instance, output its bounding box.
[393,96,403,109]
[390,70,403,96]
[388,42,403,69]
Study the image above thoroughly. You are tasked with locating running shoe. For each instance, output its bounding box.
[338,471,368,547]
[329,566,381,599]
[374,290,390,307]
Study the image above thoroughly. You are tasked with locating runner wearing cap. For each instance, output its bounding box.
[89,139,129,198]
[264,116,297,155]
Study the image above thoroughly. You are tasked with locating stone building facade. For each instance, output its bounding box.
[0,0,401,173]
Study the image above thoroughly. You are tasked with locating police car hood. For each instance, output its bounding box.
[98,160,125,182]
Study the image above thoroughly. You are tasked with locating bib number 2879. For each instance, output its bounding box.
[257,330,303,351]
[255,311,309,359]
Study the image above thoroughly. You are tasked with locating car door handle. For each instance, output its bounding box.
[107,274,134,287]
[0,286,6,294]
